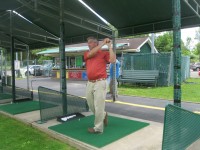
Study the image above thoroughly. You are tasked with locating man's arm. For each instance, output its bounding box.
[107,42,116,63]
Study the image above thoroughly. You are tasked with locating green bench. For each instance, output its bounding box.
[118,70,159,86]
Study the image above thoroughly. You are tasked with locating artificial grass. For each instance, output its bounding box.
[0,113,75,150]
[49,115,149,148]
[0,93,15,100]
[0,101,58,115]
[0,101,40,115]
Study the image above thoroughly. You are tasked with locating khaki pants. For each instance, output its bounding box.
[86,80,107,132]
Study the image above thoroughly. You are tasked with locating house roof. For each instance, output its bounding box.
[37,37,156,55]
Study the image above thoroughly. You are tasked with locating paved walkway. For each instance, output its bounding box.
[15,78,200,123]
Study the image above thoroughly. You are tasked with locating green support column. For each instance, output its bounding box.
[112,30,118,102]
[59,0,67,114]
[26,46,30,90]
[10,10,16,103]
[4,49,7,85]
[0,49,3,82]
[172,0,181,107]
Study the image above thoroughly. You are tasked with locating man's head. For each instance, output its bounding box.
[87,36,99,50]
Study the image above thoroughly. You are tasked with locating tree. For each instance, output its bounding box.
[31,48,53,64]
[181,41,190,56]
[155,31,190,56]
[195,27,200,41]
[185,37,192,50]
[194,42,200,62]
[155,32,173,52]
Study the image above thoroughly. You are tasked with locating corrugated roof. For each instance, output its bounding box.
[37,43,129,55]
[116,37,148,50]
[37,37,151,55]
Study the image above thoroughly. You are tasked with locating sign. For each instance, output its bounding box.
[68,71,82,79]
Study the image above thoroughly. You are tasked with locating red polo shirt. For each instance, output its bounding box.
[84,50,110,80]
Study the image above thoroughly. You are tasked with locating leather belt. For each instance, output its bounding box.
[89,78,106,83]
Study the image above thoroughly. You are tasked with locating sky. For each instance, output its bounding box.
[181,27,199,49]
[181,27,198,42]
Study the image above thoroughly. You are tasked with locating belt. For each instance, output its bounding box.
[89,78,106,83]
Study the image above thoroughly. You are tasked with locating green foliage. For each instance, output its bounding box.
[193,42,200,61]
[155,32,173,52]
[155,31,191,56]
[31,48,53,63]
[190,53,198,63]
[185,37,192,50]
[181,41,191,56]
[0,114,76,150]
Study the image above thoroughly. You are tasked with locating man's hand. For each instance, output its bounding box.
[106,41,112,49]
[102,38,111,45]
[102,38,112,49]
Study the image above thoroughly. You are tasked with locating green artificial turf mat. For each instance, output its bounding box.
[0,101,40,115]
[49,115,149,148]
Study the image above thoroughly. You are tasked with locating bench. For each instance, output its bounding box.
[117,70,159,86]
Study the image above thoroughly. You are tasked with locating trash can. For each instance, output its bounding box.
[7,76,12,86]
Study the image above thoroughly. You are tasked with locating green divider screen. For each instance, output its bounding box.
[0,85,2,93]
[162,104,200,150]
[38,86,89,122]
[122,52,190,86]
[2,85,33,100]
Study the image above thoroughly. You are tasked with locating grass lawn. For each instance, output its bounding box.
[0,114,76,150]
[118,78,200,103]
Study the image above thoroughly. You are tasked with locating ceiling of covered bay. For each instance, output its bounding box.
[0,0,199,50]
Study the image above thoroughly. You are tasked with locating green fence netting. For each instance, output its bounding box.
[121,52,190,86]
[38,86,89,122]
[162,104,200,150]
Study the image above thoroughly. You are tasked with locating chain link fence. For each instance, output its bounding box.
[122,52,190,86]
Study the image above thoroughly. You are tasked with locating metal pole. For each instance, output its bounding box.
[34,58,36,76]
[16,52,18,60]
[112,30,118,102]
[16,52,18,77]
[151,33,155,53]
[59,0,67,114]
[173,0,181,107]
[10,10,16,103]
[4,49,7,85]
[20,51,22,62]
[26,46,30,90]
[151,33,155,70]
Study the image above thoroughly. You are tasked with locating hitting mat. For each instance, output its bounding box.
[0,101,40,115]
[49,115,149,148]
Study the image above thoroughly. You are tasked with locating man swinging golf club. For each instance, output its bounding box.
[84,37,116,134]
